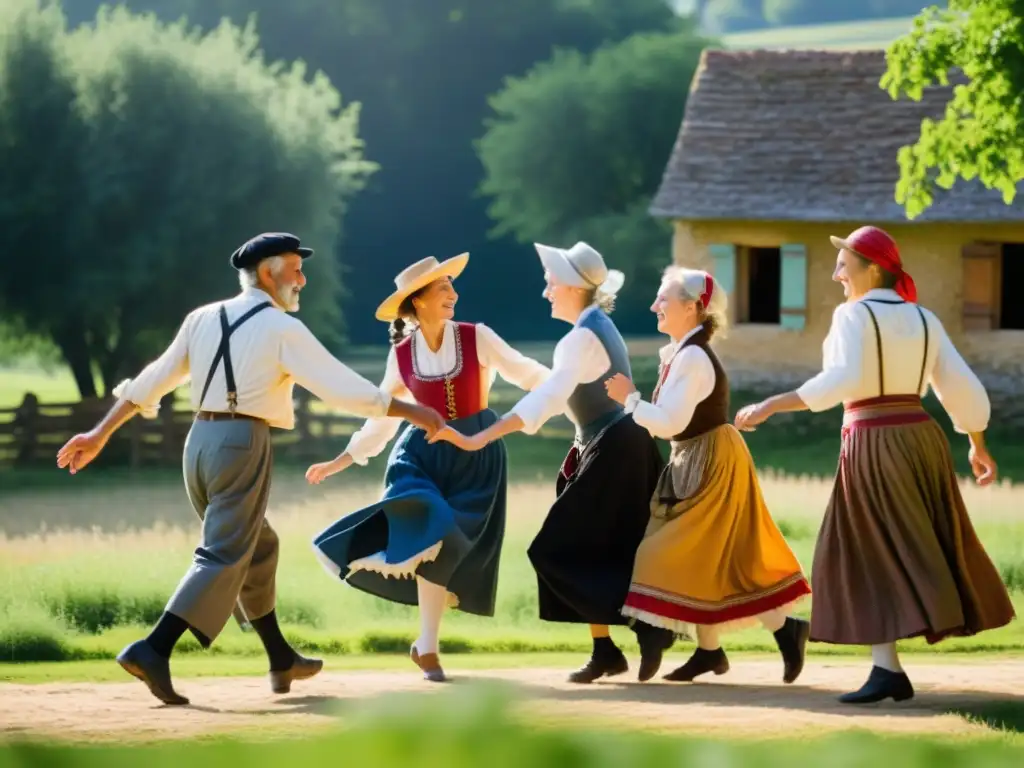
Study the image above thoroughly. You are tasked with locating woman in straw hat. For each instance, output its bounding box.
[604,266,811,685]
[307,253,550,682]
[431,241,675,684]
[735,226,1014,704]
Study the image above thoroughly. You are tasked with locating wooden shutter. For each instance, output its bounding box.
[708,244,737,322]
[779,243,808,330]
[961,242,1001,331]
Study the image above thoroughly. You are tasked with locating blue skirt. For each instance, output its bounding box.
[312,409,507,617]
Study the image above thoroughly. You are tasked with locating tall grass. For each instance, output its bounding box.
[2,470,1023,662]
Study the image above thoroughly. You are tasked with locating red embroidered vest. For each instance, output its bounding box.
[395,322,483,421]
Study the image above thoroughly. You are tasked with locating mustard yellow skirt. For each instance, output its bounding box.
[622,424,810,636]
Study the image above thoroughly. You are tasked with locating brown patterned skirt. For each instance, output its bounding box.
[810,395,1015,646]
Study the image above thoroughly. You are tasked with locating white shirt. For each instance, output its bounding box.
[114,287,392,429]
[623,326,715,440]
[344,321,550,464]
[796,289,990,433]
[509,306,612,435]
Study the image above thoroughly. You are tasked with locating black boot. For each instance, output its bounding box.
[568,637,629,684]
[773,617,810,684]
[838,666,914,704]
[663,647,729,682]
[633,620,676,682]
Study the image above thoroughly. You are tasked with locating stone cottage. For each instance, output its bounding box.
[649,49,1024,390]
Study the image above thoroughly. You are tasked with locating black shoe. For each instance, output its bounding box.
[663,648,729,682]
[269,650,324,694]
[567,647,629,684]
[633,621,676,682]
[838,666,914,704]
[774,617,810,684]
[116,639,189,706]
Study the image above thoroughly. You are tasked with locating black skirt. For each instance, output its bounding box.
[527,415,665,625]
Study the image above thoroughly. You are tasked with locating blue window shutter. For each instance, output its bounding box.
[708,244,736,296]
[780,243,808,330]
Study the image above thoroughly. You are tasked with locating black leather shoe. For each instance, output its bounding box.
[269,651,324,694]
[838,666,914,704]
[633,621,676,682]
[663,648,729,682]
[774,617,810,684]
[116,640,189,706]
[567,648,629,684]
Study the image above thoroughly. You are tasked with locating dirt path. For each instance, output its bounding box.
[2,660,1023,743]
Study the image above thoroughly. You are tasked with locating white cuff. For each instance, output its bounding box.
[112,379,159,419]
[623,391,641,414]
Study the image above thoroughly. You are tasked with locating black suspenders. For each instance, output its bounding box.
[198,301,273,413]
[860,299,929,397]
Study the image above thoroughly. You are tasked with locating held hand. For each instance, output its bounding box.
[56,429,108,475]
[604,373,637,406]
[734,401,771,432]
[969,444,998,486]
[306,456,351,485]
[407,403,446,438]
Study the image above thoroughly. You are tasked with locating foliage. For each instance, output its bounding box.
[59,0,686,344]
[477,31,706,329]
[705,1,950,33]
[881,0,1024,219]
[0,1,372,397]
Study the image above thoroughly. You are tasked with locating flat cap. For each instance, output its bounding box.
[230,232,314,270]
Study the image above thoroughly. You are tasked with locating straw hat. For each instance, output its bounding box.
[374,253,469,322]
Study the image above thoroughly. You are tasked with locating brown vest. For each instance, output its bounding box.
[653,327,729,442]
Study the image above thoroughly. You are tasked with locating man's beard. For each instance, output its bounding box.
[277,282,301,312]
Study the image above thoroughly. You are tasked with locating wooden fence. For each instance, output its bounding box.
[0,390,373,469]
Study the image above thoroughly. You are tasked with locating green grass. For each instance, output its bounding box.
[2,684,1024,762]
[721,16,915,51]
[2,466,1023,664]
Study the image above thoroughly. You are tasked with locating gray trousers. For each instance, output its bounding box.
[165,418,277,646]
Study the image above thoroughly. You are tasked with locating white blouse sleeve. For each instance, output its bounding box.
[343,347,411,466]
[795,303,865,412]
[509,327,608,434]
[627,347,716,439]
[926,313,991,433]
[475,323,550,391]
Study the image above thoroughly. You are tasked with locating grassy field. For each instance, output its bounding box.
[2,467,1023,666]
[721,16,915,51]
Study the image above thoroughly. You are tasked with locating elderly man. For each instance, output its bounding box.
[56,233,445,706]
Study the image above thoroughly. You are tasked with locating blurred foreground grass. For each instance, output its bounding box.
[1,683,1023,764]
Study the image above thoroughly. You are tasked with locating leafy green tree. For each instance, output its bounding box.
[65,0,685,342]
[0,1,373,398]
[881,0,1024,218]
[477,31,707,328]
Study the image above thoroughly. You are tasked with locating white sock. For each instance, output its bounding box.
[415,576,447,655]
[758,609,787,633]
[871,643,903,673]
[696,625,720,651]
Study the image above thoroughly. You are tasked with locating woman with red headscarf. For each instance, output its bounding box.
[605,266,811,685]
[735,226,1014,705]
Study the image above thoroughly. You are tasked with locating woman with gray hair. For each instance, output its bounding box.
[605,266,811,685]
[432,241,675,684]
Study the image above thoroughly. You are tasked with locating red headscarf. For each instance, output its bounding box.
[832,226,917,303]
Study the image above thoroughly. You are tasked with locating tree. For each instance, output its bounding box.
[0,2,373,398]
[477,31,707,328]
[881,0,1024,219]
[65,0,685,342]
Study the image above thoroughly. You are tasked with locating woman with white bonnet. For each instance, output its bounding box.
[735,225,1014,704]
[432,242,675,684]
[307,252,550,682]
[605,266,811,684]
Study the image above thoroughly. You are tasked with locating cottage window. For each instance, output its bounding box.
[962,242,1024,331]
[707,243,808,330]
